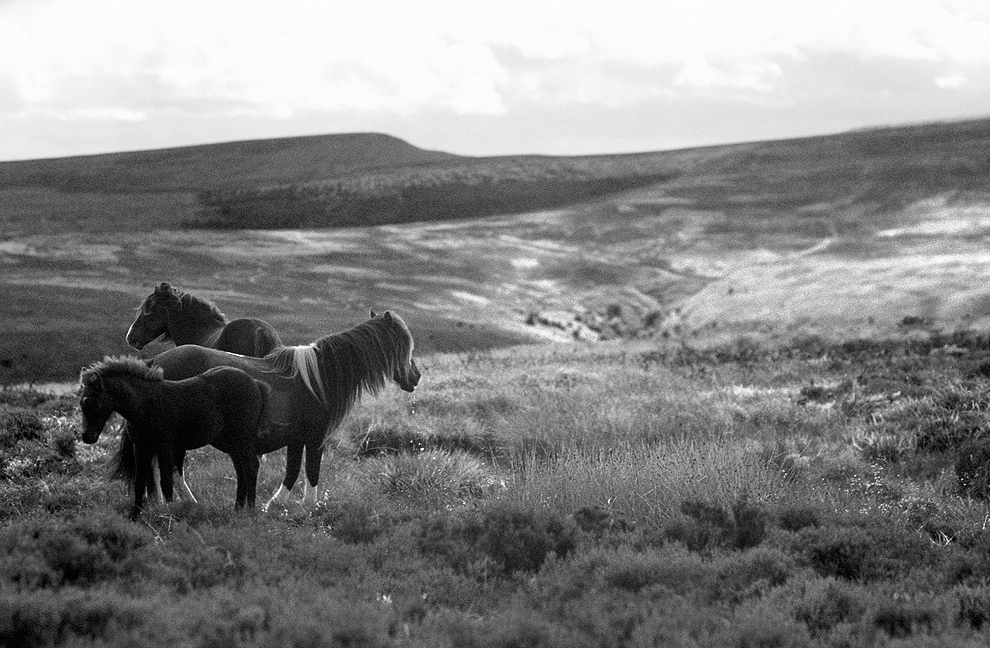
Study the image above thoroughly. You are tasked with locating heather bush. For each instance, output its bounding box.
[418,502,577,577]
[954,439,990,499]
[0,512,150,588]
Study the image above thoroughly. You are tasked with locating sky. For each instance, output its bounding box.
[1,0,989,161]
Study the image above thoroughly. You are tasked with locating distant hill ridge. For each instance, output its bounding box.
[0,132,462,193]
[1,117,988,232]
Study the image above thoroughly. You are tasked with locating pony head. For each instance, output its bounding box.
[126,282,181,349]
[78,367,115,443]
[78,356,163,443]
[370,309,421,392]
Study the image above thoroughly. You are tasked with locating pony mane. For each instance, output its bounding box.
[176,291,227,326]
[139,283,227,342]
[80,355,164,386]
[265,312,413,432]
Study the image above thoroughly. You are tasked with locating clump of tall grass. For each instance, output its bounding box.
[504,435,786,526]
[359,450,505,504]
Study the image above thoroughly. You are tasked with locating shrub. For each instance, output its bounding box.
[777,505,821,532]
[0,513,150,588]
[0,408,79,481]
[0,407,46,446]
[913,384,990,453]
[954,439,990,499]
[868,600,942,639]
[419,503,577,576]
[955,586,990,630]
[662,496,766,552]
[794,521,935,582]
[721,612,812,648]
[572,505,634,537]
[790,578,867,638]
[478,503,578,575]
[318,500,386,544]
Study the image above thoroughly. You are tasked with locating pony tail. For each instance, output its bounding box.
[109,424,137,490]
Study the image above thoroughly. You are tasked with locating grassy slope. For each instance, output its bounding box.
[5,331,990,646]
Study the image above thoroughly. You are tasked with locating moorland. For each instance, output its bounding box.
[2,118,990,646]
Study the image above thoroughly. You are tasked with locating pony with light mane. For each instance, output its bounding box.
[111,309,421,509]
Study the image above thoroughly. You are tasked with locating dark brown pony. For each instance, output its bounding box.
[113,310,421,509]
[80,356,271,519]
[125,281,281,499]
[127,282,282,356]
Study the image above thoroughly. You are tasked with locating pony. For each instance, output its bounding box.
[125,281,282,500]
[126,282,282,357]
[112,310,420,510]
[80,356,271,519]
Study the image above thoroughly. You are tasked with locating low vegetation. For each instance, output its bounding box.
[190,156,676,229]
[5,327,990,646]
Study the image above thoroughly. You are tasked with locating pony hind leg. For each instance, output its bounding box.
[264,443,303,511]
[148,457,164,502]
[173,450,198,503]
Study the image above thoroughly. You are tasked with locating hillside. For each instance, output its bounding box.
[0,132,460,193]
[1,118,990,382]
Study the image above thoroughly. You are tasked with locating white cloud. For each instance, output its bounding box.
[935,73,968,88]
[674,60,783,93]
[1,0,989,158]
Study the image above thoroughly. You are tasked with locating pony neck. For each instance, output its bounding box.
[166,294,226,346]
[103,375,159,428]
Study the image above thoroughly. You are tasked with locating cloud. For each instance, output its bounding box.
[1,0,989,158]
[935,73,968,88]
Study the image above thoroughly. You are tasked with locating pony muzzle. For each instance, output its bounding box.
[125,323,150,350]
[81,425,102,444]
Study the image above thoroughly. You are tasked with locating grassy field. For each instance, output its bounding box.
[3,117,990,645]
[6,329,990,645]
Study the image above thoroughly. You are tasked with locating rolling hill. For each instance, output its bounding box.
[1,118,990,382]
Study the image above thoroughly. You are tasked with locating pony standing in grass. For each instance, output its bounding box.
[126,282,282,356]
[125,281,282,501]
[115,310,421,510]
[80,356,271,519]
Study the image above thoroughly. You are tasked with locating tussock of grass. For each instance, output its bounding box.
[360,450,505,503]
[504,436,785,526]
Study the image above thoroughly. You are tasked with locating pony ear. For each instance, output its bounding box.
[370,308,378,318]
[155,282,172,293]
[384,311,393,323]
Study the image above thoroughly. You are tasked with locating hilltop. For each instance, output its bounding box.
[1,118,990,381]
[0,132,460,193]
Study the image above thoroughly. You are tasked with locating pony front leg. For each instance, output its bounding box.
[231,452,261,509]
[156,451,175,502]
[130,445,155,520]
[302,442,323,507]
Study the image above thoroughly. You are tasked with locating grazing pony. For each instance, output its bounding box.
[80,356,271,519]
[113,310,421,509]
[126,282,282,356]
